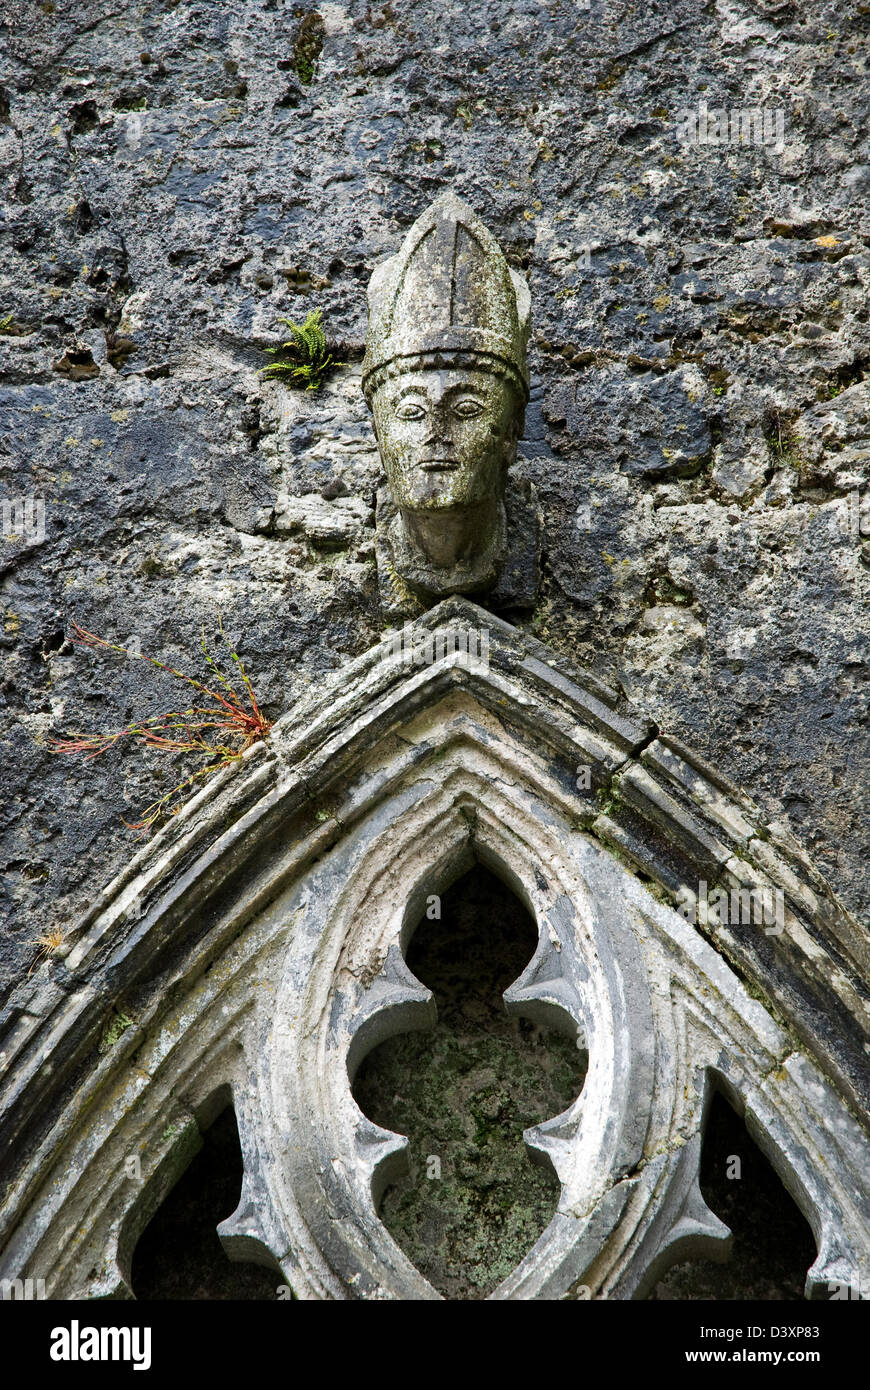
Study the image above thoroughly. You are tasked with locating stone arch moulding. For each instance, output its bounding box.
[0,598,868,1301]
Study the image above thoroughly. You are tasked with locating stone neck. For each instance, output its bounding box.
[399,496,500,571]
[389,498,507,601]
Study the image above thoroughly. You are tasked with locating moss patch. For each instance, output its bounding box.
[98,1010,134,1054]
[292,11,324,84]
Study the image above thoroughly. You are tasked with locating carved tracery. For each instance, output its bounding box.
[1,601,867,1300]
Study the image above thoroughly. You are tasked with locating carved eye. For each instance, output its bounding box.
[395,401,427,421]
[452,398,485,419]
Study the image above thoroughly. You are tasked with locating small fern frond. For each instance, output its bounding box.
[259,308,344,391]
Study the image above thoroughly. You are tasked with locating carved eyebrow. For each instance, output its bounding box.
[443,383,487,398]
[390,382,490,402]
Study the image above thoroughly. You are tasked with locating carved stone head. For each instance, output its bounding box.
[362,193,530,606]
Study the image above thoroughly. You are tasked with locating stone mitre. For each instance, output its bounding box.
[361,191,531,400]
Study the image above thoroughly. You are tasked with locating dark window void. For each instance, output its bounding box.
[131,1107,285,1300]
[652,1089,817,1299]
[352,864,587,1301]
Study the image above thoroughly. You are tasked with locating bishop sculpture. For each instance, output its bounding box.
[362,192,536,614]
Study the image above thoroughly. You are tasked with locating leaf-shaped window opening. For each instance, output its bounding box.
[352,864,587,1300]
[651,1086,818,1300]
[130,1105,288,1300]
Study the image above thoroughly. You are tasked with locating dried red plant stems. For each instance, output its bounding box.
[49,618,272,832]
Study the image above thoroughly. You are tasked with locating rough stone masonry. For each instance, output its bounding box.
[0,0,868,1025]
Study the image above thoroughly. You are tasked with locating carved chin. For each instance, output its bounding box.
[390,463,505,512]
[405,489,469,512]
[392,477,481,511]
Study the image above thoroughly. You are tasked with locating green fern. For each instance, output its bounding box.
[259,308,344,390]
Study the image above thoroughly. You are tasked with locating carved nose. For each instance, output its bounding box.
[420,419,458,467]
[424,419,453,447]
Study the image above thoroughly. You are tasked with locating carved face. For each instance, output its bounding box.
[371,367,518,512]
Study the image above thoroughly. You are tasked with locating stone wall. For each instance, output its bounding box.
[1,0,868,1003]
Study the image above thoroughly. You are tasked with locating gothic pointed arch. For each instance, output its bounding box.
[1,599,867,1300]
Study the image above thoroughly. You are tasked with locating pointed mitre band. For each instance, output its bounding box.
[362,192,531,402]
